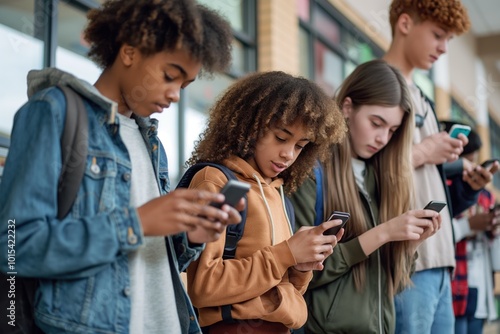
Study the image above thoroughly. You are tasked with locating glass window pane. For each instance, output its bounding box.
[56,2,100,85]
[0,0,42,136]
[342,31,375,64]
[314,41,342,97]
[297,0,310,22]
[198,0,243,32]
[231,39,245,75]
[298,27,311,78]
[313,7,340,44]
[344,60,356,79]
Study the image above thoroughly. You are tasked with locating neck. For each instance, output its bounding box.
[94,68,133,117]
[383,44,414,85]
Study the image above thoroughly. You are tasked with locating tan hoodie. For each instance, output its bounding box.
[186,156,312,329]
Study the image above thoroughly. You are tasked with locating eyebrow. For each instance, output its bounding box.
[169,63,197,83]
[281,128,310,142]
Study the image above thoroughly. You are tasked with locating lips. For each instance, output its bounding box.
[272,162,288,173]
[155,103,170,112]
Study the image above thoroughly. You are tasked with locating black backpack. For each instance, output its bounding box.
[0,85,87,334]
[176,162,296,323]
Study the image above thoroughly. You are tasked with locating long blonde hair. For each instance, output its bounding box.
[323,59,415,295]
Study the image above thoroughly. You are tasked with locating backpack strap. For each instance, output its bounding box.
[176,162,248,260]
[56,85,88,220]
[284,196,295,231]
[313,163,324,226]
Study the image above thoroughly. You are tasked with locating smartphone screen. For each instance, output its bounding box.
[210,180,250,208]
[448,124,471,139]
[324,211,350,235]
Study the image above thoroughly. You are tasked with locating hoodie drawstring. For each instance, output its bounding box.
[252,174,294,245]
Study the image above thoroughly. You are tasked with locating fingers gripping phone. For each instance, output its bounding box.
[324,211,350,235]
[210,180,250,209]
[448,124,471,139]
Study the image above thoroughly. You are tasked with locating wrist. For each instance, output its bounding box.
[412,144,426,168]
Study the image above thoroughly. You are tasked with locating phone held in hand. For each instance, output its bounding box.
[480,158,499,169]
[324,211,350,235]
[448,124,471,139]
[423,200,447,213]
[210,180,250,209]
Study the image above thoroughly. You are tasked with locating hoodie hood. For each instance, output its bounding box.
[27,68,118,123]
[224,156,284,189]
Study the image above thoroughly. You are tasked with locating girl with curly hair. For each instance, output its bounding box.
[0,1,235,333]
[290,59,442,333]
[186,70,347,333]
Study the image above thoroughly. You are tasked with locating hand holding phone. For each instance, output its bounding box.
[324,211,350,235]
[448,124,471,139]
[210,180,250,209]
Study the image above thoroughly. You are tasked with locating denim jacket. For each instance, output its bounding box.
[0,68,203,333]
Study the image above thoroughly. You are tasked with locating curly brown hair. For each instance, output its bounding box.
[187,71,347,193]
[389,0,470,35]
[84,0,232,75]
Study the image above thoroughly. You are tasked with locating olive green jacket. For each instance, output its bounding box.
[290,166,395,334]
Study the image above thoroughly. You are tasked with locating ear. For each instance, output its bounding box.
[341,97,353,118]
[396,13,413,36]
[119,44,136,67]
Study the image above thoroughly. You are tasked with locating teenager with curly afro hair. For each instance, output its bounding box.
[383,1,496,333]
[186,71,347,332]
[0,1,237,333]
[85,0,232,75]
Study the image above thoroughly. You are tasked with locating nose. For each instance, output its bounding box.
[375,129,390,146]
[280,144,295,162]
[438,39,448,55]
[165,85,181,104]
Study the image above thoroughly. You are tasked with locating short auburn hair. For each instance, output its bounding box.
[389,0,470,36]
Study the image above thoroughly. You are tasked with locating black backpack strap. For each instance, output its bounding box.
[56,85,88,219]
[284,196,295,231]
[176,162,247,260]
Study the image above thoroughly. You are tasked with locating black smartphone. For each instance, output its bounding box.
[210,180,250,209]
[423,200,447,213]
[324,211,350,235]
[480,158,499,169]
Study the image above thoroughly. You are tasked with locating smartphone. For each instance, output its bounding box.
[210,180,250,209]
[423,200,447,213]
[480,158,499,169]
[324,211,350,235]
[448,124,471,139]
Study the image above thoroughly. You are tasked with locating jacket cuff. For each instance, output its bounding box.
[173,233,205,272]
[271,240,297,275]
[339,237,368,267]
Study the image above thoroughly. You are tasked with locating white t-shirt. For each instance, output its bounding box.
[117,113,181,334]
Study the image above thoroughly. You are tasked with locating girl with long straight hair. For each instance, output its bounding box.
[290,59,442,333]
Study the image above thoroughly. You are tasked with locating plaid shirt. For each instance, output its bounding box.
[451,188,495,316]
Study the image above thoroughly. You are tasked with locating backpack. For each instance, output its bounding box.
[176,162,296,323]
[0,85,87,334]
